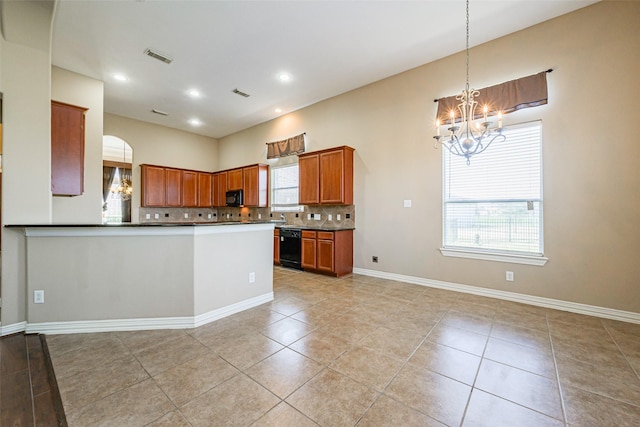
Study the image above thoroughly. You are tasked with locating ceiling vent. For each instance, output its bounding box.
[151,109,169,116]
[232,88,250,98]
[144,48,173,64]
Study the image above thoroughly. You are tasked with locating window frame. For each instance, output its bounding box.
[440,120,548,266]
[270,162,303,212]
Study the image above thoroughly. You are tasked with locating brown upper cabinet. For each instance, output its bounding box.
[243,164,269,207]
[227,168,243,191]
[298,146,354,205]
[141,163,269,208]
[51,100,88,196]
[182,170,199,208]
[198,172,212,207]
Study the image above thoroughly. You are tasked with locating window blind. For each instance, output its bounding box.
[443,121,543,255]
[271,164,300,211]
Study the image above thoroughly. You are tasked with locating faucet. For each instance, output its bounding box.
[280,214,285,220]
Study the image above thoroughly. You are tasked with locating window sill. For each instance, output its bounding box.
[439,247,548,266]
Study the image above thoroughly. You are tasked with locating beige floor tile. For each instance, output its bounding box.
[562,384,640,426]
[245,348,323,399]
[548,319,613,345]
[451,300,497,319]
[475,359,563,420]
[252,402,318,427]
[116,329,189,354]
[153,352,239,406]
[609,329,640,359]
[493,309,549,332]
[408,341,481,385]
[288,329,353,365]
[484,337,556,378]
[58,353,149,411]
[602,319,640,339]
[180,374,279,426]
[556,356,640,406]
[286,368,378,426]
[441,310,494,335]
[490,322,551,350]
[358,394,445,426]
[546,311,604,328]
[268,296,311,316]
[463,389,564,426]
[291,306,339,328]
[46,332,119,357]
[426,323,489,356]
[261,317,315,346]
[329,345,405,391]
[310,296,356,314]
[216,331,284,370]
[135,334,209,376]
[145,410,191,426]
[50,336,132,380]
[385,364,471,426]
[226,306,287,329]
[358,326,426,361]
[551,335,629,369]
[317,316,379,343]
[65,378,174,427]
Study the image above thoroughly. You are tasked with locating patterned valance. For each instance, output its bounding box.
[266,133,305,159]
[436,71,550,124]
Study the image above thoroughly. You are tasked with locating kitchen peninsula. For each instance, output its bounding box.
[12,222,275,334]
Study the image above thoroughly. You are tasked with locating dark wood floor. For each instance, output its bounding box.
[0,333,66,426]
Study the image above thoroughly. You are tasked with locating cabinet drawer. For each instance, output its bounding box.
[317,231,334,241]
[301,230,316,239]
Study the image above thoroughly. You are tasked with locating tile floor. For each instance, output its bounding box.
[46,267,640,426]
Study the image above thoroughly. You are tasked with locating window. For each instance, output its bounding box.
[103,168,124,224]
[271,163,302,211]
[442,121,546,265]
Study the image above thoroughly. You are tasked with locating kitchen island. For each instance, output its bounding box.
[12,222,275,334]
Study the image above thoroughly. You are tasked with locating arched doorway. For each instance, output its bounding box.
[102,135,132,223]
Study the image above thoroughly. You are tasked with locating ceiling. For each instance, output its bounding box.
[51,0,598,139]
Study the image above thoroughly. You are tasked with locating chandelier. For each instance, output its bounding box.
[433,0,506,165]
[110,141,132,200]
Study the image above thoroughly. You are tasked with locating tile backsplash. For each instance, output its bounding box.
[139,205,355,228]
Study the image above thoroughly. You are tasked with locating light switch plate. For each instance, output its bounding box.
[404,200,412,208]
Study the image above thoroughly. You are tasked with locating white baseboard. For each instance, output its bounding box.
[21,292,274,335]
[1,321,27,336]
[353,268,640,324]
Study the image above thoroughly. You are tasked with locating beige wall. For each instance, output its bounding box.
[219,2,640,313]
[0,1,55,327]
[51,67,104,224]
[103,113,219,222]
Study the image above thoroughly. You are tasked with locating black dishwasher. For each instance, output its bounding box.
[279,228,302,270]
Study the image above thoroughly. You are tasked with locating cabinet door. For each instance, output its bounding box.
[243,166,258,207]
[142,165,165,207]
[301,231,317,270]
[319,149,345,204]
[317,238,335,273]
[51,101,88,196]
[217,171,228,206]
[212,173,220,207]
[165,168,182,207]
[182,170,198,207]
[299,154,319,205]
[198,173,212,207]
[274,229,280,265]
[227,168,243,190]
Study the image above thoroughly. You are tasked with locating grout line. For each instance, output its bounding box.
[547,314,569,426]
[25,335,37,427]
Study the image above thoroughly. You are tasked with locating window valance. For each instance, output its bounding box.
[266,133,306,159]
[435,71,550,124]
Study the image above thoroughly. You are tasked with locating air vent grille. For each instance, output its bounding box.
[151,109,169,116]
[232,88,250,98]
[144,48,173,64]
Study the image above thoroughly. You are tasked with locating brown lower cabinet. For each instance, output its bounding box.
[301,229,353,277]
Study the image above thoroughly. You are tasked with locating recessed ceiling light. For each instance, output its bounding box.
[278,73,291,82]
[113,73,129,82]
[274,108,282,113]
[187,89,201,98]
[188,118,203,126]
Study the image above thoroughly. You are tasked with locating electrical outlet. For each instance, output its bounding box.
[372,256,379,263]
[184,213,189,219]
[258,213,262,219]
[154,213,160,219]
[337,214,341,221]
[404,200,412,208]
[145,213,151,219]
[307,213,312,220]
[506,271,514,282]
[34,290,44,304]
[314,214,321,221]
[207,213,212,219]
[249,272,256,283]
[328,214,333,221]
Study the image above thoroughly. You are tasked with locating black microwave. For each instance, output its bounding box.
[226,190,243,207]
